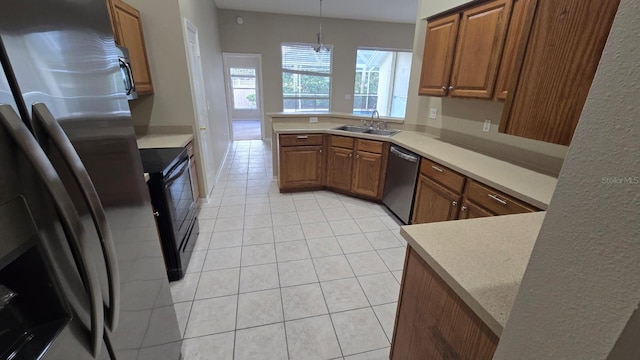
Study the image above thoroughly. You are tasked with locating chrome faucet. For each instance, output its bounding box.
[371,110,380,121]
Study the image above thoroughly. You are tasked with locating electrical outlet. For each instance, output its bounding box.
[429,108,437,119]
[483,120,491,132]
[309,117,318,123]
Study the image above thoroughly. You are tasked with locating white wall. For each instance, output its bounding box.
[126,0,231,196]
[495,0,640,357]
[217,10,415,137]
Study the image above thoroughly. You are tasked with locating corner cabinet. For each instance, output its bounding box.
[278,134,325,191]
[106,0,154,95]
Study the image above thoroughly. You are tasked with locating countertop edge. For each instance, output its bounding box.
[272,123,554,209]
[136,134,194,149]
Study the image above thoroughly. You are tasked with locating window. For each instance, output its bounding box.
[281,43,333,112]
[230,67,257,110]
[353,49,413,118]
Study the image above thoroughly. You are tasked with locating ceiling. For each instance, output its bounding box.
[213,0,419,24]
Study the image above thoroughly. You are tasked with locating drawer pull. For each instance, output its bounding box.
[488,194,508,205]
[431,165,444,173]
[461,206,467,211]
[296,135,309,139]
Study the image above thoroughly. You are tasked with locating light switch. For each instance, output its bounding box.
[483,120,491,132]
[429,108,437,119]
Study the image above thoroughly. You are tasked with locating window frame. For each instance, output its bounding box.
[353,47,412,119]
[281,42,334,113]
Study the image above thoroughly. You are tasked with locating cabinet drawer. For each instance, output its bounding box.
[356,139,383,154]
[465,180,537,215]
[280,134,324,147]
[420,158,466,194]
[330,135,354,149]
[186,141,195,158]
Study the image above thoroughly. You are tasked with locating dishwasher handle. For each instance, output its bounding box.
[390,146,418,163]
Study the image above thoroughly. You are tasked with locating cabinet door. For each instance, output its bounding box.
[112,0,154,95]
[351,151,383,198]
[458,199,494,219]
[418,14,460,96]
[493,0,536,101]
[499,0,620,145]
[449,0,511,99]
[326,147,353,192]
[279,146,324,189]
[411,175,461,224]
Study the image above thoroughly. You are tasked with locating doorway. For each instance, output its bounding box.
[223,54,264,140]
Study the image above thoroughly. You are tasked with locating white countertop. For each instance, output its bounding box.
[136,134,194,149]
[271,122,557,209]
[400,212,545,335]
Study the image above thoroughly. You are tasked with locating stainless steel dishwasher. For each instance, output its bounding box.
[382,145,420,224]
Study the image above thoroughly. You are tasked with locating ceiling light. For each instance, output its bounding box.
[314,0,328,53]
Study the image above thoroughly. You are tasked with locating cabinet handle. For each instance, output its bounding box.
[296,135,308,139]
[319,149,323,153]
[461,205,467,211]
[348,153,353,157]
[488,194,508,205]
[449,86,454,91]
[452,201,458,207]
[153,211,160,217]
[356,154,360,159]
[441,86,447,91]
[431,165,444,173]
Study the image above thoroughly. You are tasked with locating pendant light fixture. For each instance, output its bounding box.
[314,0,328,53]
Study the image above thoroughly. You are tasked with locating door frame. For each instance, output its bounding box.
[222,53,266,141]
[183,18,214,198]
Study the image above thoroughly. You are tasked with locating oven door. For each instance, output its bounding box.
[163,156,196,253]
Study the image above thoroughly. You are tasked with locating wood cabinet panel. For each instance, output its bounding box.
[110,0,153,95]
[279,146,324,190]
[493,0,536,101]
[419,14,460,96]
[330,135,354,149]
[411,175,461,224]
[326,147,353,192]
[499,0,621,145]
[459,199,494,219]
[449,0,511,99]
[391,247,499,360]
[420,158,466,194]
[355,139,384,154]
[465,180,537,215]
[280,134,324,147]
[352,151,383,198]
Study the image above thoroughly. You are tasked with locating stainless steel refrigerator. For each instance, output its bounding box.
[0,0,182,359]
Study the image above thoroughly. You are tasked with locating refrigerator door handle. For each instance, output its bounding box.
[0,105,104,358]
[33,103,120,332]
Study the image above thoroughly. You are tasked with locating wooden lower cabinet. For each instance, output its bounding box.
[412,175,461,224]
[391,247,499,360]
[279,145,324,190]
[326,146,353,192]
[352,151,383,198]
[459,199,493,219]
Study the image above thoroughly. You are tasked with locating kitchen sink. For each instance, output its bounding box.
[333,125,400,137]
[334,125,369,133]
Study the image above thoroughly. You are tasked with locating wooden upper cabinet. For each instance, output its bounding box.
[279,146,324,190]
[411,175,461,224]
[326,146,354,192]
[499,0,621,145]
[449,0,511,99]
[493,0,535,101]
[107,0,154,95]
[352,151,383,198]
[418,14,459,96]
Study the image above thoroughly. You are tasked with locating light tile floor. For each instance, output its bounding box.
[172,140,407,360]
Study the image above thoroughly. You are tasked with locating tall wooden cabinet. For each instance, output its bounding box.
[499,0,621,145]
[106,0,154,95]
[418,14,459,97]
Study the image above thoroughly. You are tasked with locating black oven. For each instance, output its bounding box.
[139,147,199,281]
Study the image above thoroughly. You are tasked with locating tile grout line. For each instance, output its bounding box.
[271,195,291,360]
